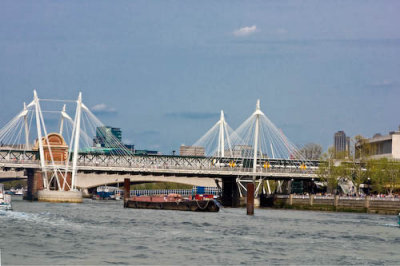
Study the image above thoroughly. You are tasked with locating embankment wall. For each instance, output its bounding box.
[271,195,400,215]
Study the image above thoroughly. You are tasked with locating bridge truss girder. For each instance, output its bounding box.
[0,150,37,161]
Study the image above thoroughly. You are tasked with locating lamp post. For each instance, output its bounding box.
[311,178,315,194]
[289,178,294,194]
[366,177,371,196]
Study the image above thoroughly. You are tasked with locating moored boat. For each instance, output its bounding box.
[14,188,24,196]
[124,193,219,212]
[6,187,24,196]
[93,186,123,200]
[0,184,12,211]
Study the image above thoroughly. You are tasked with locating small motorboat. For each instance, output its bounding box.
[0,184,12,211]
[14,188,24,196]
[93,186,123,200]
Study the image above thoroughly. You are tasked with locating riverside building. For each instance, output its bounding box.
[179,145,205,156]
[93,126,122,148]
[355,127,400,160]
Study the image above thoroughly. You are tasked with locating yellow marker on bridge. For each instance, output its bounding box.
[300,164,307,170]
[263,162,271,169]
[229,161,236,168]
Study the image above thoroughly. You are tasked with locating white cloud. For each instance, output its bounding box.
[233,25,257,37]
[369,80,395,89]
[276,28,288,35]
[91,103,117,114]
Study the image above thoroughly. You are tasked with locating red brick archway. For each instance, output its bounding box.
[33,133,68,163]
[32,133,71,191]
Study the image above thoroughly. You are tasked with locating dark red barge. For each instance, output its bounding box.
[124,194,220,212]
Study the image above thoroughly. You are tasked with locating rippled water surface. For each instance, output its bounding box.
[1,196,400,265]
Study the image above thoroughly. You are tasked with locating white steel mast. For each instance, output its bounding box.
[59,104,66,135]
[219,110,225,157]
[71,92,82,190]
[33,90,48,189]
[253,99,261,182]
[23,102,30,149]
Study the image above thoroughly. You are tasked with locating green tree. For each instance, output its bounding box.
[346,135,371,196]
[319,145,366,195]
[318,147,341,193]
[368,159,400,195]
[354,135,372,159]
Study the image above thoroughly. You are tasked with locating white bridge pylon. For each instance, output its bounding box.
[234,99,311,196]
[30,90,83,191]
[0,90,131,192]
[231,99,305,161]
[192,99,311,196]
[193,110,236,157]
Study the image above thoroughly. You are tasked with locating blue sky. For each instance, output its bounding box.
[1,0,399,153]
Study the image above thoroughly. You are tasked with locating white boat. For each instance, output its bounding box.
[14,188,24,196]
[0,184,12,211]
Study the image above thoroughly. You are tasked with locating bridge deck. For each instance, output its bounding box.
[0,151,319,180]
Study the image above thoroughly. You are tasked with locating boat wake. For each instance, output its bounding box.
[0,210,83,230]
[383,223,399,228]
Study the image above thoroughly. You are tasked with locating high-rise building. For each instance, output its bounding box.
[93,126,122,148]
[334,131,350,158]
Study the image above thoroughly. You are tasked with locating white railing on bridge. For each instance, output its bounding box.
[0,156,319,176]
[77,162,317,175]
[0,159,38,165]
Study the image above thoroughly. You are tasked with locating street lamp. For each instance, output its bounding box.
[366,177,371,195]
[311,178,315,194]
[289,178,294,194]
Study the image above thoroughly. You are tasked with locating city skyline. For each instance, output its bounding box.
[1,1,399,153]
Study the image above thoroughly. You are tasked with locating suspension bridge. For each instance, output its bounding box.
[0,91,320,205]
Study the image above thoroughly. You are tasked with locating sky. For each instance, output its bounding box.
[0,0,399,154]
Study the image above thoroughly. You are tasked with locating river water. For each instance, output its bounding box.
[1,196,399,265]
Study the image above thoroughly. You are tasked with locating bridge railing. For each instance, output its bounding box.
[0,159,39,165]
[0,156,318,175]
[76,161,318,174]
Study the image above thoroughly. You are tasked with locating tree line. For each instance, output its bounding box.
[301,139,400,195]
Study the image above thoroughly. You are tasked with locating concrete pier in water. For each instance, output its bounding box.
[37,190,83,203]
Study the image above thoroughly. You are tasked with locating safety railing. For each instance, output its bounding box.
[369,197,400,201]
[0,157,318,175]
[277,194,400,202]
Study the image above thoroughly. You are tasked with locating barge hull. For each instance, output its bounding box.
[125,200,219,212]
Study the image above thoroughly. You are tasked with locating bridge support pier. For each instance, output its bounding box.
[221,178,240,207]
[124,178,130,208]
[24,169,43,201]
[247,183,254,215]
[24,169,80,202]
